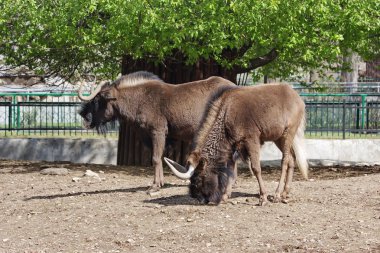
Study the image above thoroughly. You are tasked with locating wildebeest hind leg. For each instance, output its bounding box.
[245,140,267,206]
[281,152,295,202]
[274,135,293,203]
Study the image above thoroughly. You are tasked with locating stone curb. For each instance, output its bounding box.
[258,159,380,168]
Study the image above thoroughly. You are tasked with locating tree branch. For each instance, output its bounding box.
[221,43,252,61]
[237,48,279,72]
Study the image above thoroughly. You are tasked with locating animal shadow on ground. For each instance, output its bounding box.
[23,183,184,201]
[144,191,259,206]
[24,186,149,201]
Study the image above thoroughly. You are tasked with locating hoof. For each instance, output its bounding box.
[222,193,230,202]
[273,195,282,203]
[258,196,268,206]
[281,198,289,204]
[147,185,161,194]
[281,191,289,200]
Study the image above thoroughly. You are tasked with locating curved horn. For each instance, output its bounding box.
[78,81,103,101]
[164,157,195,180]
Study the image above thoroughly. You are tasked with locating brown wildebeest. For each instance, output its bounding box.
[77,71,235,191]
[165,83,308,205]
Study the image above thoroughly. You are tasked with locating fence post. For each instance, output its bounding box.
[16,98,21,130]
[342,98,346,140]
[361,94,367,133]
[7,101,12,131]
[10,95,19,129]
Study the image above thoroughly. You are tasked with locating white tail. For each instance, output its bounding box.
[292,117,309,180]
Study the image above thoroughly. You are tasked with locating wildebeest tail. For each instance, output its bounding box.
[292,116,309,180]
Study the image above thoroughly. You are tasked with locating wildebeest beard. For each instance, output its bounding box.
[79,99,111,136]
[96,123,109,135]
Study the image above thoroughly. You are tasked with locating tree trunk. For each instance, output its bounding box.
[341,52,361,93]
[117,56,238,166]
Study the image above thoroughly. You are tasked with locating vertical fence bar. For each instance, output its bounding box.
[57,99,60,136]
[17,98,20,130]
[327,100,330,137]
[50,102,53,135]
[320,100,323,137]
[40,100,42,136]
[361,94,367,133]
[366,101,370,134]
[316,99,319,137]
[342,99,346,140]
[45,100,48,136]
[8,101,12,134]
[11,95,16,130]
[355,101,360,134]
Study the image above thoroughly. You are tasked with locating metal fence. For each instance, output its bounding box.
[0,92,118,138]
[0,91,379,139]
[303,94,380,139]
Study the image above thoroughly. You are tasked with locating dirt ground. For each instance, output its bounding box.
[0,159,379,253]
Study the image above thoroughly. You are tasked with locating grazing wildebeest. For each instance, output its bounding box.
[77,71,235,190]
[165,83,308,205]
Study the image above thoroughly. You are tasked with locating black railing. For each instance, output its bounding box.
[0,92,118,138]
[303,94,380,139]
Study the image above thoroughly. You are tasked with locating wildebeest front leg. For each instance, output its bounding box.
[150,131,166,191]
[232,160,238,189]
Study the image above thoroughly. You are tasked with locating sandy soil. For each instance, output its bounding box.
[0,159,379,253]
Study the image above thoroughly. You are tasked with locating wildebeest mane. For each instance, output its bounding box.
[191,85,236,151]
[114,71,162,88]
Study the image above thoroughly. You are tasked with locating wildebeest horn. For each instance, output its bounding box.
[78,81,103,101]
[164,157,195,179]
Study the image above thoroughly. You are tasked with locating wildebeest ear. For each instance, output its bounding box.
[197,157,208,172]
[100,88,116,100]
[187,151,201,167]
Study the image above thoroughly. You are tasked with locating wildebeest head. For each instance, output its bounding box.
[164,151,234,205]
[78,81,118,134]
[189,157,234,204]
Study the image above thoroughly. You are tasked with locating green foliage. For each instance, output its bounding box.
[0,0,379,81]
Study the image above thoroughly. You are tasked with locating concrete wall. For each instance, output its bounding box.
[261,139,380,163]
[0,138,118,165]
[0,138,379,165]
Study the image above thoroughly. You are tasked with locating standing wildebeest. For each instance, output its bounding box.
[77,71,235,190]
[165,83,308,205]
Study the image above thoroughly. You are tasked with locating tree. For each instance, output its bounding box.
[1,0,379,81]
[1,0,379,165]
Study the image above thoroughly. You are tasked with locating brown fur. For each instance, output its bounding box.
[78,71,235,188]
[188,83,308,205]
